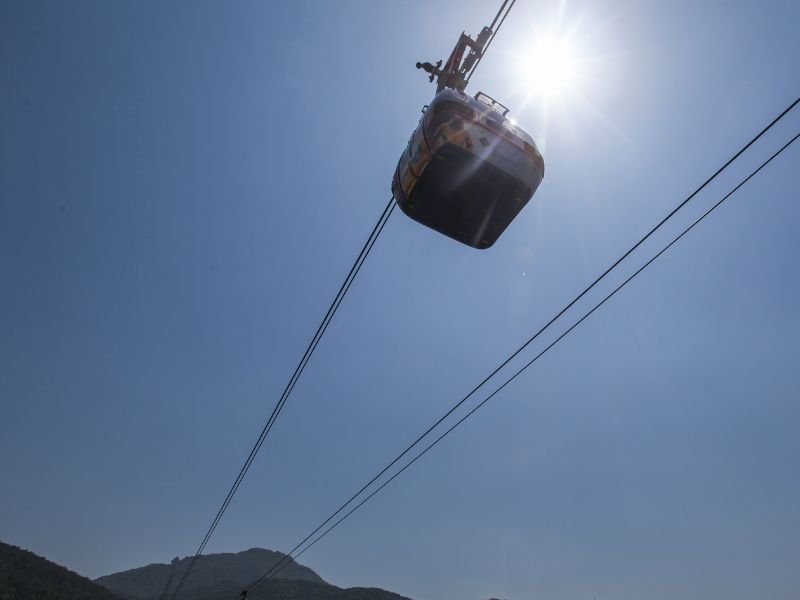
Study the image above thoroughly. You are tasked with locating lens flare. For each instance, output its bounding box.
[517,33,580,100]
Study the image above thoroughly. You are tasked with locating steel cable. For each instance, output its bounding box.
[262,130,800,581]
[243,97,799,592]
[467,0,518,83]
[170,196,395,599]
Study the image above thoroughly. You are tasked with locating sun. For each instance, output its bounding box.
[515,32,581,100]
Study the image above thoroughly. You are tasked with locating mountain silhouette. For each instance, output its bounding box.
[0,540,120,600]
[95,548,410,600]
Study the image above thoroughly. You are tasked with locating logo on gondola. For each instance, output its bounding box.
[478,136,490,147]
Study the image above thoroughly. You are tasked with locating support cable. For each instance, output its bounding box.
[467,0,517,82]
[489,0,511,31]
[170,196,396,599]
[263,130,800,580]
[243,97,799,592]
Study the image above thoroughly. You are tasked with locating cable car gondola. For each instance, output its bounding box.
[392,12,545,249]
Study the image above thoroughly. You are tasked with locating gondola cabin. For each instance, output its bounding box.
[392,89,545,249]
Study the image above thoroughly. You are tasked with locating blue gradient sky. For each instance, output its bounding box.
[2,1,799,599]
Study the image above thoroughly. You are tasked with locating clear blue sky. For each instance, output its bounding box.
[2,1,799,599]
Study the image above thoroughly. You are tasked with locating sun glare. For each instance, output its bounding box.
[517,33,581,100]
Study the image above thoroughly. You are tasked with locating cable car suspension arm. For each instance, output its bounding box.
[416,0,517,92]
